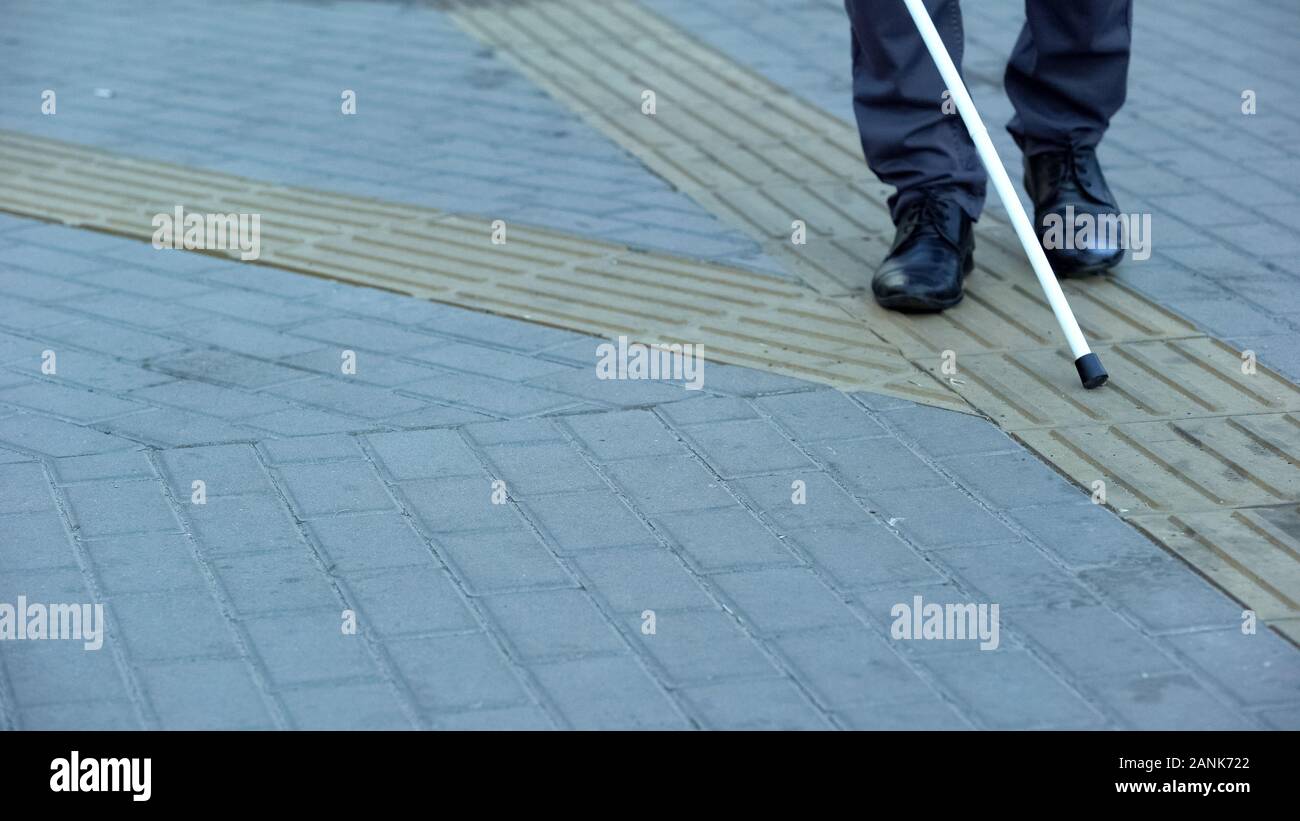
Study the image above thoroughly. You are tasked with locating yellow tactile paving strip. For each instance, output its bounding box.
[0,0,1296,641]
[0,129,962,410]
[441,0,1300,641]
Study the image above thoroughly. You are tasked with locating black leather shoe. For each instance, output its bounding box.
[873,193,974,312]
[1025,147,1125,276]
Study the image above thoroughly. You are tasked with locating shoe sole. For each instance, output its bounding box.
[1054,254,1123,278]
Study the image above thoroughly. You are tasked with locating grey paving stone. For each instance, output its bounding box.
[0,566,91,608]
[0,461,55,514]
[656,395,757,426]
[939,451,1088,509]
[526,366,696,407]
[240,407,365,437]
[51,450,153,483]
[18,700,141,730]
[480,588,626,662]
[388,631,531,715]
[1163,628,1300,707]
[0,378,144,422]
[920,650,1106,729]
[400,475,519,533]
[41,318,190,362]
[856,583,1026,656]
[365,428,483,481]
[211,550,338,615]
[733,471,875,531]
[404,371,576,418]
[834,696,971,730]
[572,547,716,613]
[186,493,305,555]
[158,444,269,497]
[86,265,217,297]
[4,640,129,707]
[0,302,93,336]
[1080,557,1245,633]
[430,704,556,730]
[275,461,395,518]
[243,608,377,688]
[139,658,272,729]
[411,342,575,381]
[1008,605,1178,679]
[0,412,135,456]
[434,528,574,595]
[147,349,310,390]
[679,418,817,478]
[381,403,496,429]
[129,379,298,420]
[0,445,31,464]
[1260,705,1300,730]
[532,655,688,730]
[790,523,942,589]
[690,361,814,395]
[69,291,217,331]
[652,507,799,572]
[1081,672,1258,730]
[180,289,329,326]
[346,565,477,637]
[679,678,832,730]
[308,513,433,573]
[627,608,777,685]
[280,682,413,730]
[481,441,605,497]
[712,567,859,636]
[112,588,238,661]
[462,418,564,447]
[36,355,169,396]
[520,489,654,553]
[756,390,889,441]
[260,434,362,465]
[0,511,78,572]
[288,317,443,355]
[104,407,256,447]
[601,455,734,514]
[280,347,447,391]
[868,485,1022,549]
[3,222,135,253]
[817,436,950,495]
[563,409,683,461]
[776,628,931,708]
[267,378,429,420]
[1008,501,1158,568]
[87,532,207,595]
[938,542,1096,610]
[62,478,179,538]
[3,244,106,277]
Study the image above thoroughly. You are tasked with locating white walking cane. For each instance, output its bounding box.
[901,0,1108,389]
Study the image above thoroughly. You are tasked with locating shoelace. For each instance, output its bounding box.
[1042,149,1091,190]
[899,194,954,234]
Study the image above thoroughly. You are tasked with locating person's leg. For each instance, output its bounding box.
[1004,0,1133,156]
[846,0,986,222]
[1005,0,1132,275]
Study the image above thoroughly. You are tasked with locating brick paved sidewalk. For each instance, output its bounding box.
[0,0,1297,729]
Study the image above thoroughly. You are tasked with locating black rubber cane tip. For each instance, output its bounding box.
[1074,353,1108,390]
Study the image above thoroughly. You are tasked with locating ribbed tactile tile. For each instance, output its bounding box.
[440,0,1300,639]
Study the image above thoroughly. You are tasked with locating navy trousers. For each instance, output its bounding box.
[845,0,1132,222]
